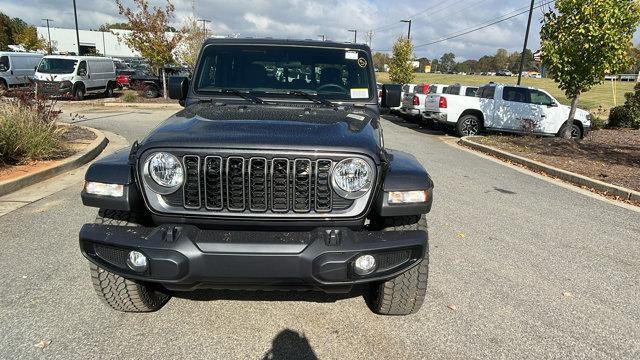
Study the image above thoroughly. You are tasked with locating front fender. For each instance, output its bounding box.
[82,148,144,212]
[375,150,434,217]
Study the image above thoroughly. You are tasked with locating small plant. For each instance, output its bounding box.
[590,116,607,130]
[608,106,639,129]
[0,89,62,164]
[122,91,137,103]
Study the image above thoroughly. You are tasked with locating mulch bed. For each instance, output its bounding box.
[475,129,640,193]
[0,125,97,182]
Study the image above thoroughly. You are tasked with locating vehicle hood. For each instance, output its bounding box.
[559,104,591,124]
[138,103,382,162]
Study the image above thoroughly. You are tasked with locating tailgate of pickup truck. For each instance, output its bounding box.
[424,95,440,112]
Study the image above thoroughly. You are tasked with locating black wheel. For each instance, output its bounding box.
[89,209,169,312]
[144,85,159,98]
[366,215,429,316]
[456,114,481,137]
[74,84,85,101]
[558,123,583,141]
[104,82,114,97]
[0,79,7,92]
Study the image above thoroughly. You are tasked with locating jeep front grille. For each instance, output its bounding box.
[141,150,375,218]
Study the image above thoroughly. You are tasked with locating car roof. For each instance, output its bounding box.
[203,37,371,51]
[42,55,113,61]
[0,52,43,56]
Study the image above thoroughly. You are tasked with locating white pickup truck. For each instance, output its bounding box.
[399,83,447,119]
[423,83,591,139]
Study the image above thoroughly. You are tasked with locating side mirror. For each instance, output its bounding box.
[547,102,558,107]
[168,76,189,104]
[381,84,401,108]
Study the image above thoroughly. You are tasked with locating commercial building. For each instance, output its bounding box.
[37,27,143,58]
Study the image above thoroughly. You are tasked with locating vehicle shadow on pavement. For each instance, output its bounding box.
[171,286,367,304]
[261,329,318,360]
[382,113,449,137]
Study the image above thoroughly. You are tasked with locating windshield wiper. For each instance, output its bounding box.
[286,91,337,108]
[216,89,265,104]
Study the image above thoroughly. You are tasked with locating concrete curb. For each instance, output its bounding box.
[459,136,640,202]
[0,125,108,197]
[103,101,182,109]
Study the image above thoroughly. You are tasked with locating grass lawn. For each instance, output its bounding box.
[375,72,636,115]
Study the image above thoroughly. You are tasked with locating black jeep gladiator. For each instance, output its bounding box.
[79,38,434,316]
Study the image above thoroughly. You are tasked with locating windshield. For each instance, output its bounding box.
[0,56,8,72]
[37,58,78,74]
[194,45,374,101]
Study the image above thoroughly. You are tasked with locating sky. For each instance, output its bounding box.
[1,0,639,61]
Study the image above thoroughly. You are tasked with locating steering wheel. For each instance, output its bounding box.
[317,83,348,93]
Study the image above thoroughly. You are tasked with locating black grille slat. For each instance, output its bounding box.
[315,160,332,212]
[204,156,223,210]
[294,159,312,212]
[176,154,360,214]
[271,158,290,212]
[249,158,268,211]
[183,155,201,209]
[226,157,246,211]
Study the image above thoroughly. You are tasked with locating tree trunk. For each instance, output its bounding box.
[162,68,167,100]
[562,95,580,139]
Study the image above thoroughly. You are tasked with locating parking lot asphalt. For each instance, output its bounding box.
[0,107,638,359]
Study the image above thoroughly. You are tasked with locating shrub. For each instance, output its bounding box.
[590,115,607,130]
[122,91,137,103]
[0,93,62,164]
[608,106,639,129]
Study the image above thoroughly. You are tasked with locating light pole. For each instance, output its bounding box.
[72,0,80,55]
[348,29,357,43]
[42,18,54,54]
[197,19,211,38]
[317,34,325,41]
[401,19,412,39]
[517,0,535,85]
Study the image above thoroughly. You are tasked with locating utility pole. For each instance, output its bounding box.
[348,29,357,44]
[365,31,373,48]
[73,0,80,55]
[42,18,54,54]
[517,0,535,85]
[317,34,325,41]
[401,19,412,39]
[197,19,211,38]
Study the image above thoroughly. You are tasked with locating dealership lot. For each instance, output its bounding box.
[0,107,637,359]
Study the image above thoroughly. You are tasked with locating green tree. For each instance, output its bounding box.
[430,59,439,72]
[477,55,494,72]
[388,37,414,84]
[176,17,206,69]
[372,51,391,72]
[494,48,509,70]
[15,26,45,51]
[0,12,28,51]
[439,52,456,72]
[541,0,640,138]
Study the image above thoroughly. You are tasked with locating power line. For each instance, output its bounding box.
[413,0,554,49]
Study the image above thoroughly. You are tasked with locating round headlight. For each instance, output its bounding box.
[332,158,373,199]
[148,152,184,188]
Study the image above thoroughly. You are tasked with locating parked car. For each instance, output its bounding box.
[423,84,477,123]
[79,38,434,316]
[496,69,513,77]
[423,83,591,139]
[399,83,430,119]
[0,52,44,90]
[115,69,136,88]
[129,67,191,98]
[391,83,416,113]
[34,55,117,100]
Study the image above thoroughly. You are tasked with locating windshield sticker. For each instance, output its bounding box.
[350,88,369,99]
[346,113,366,121]
[345,51,358,60]
[357,58,367,68]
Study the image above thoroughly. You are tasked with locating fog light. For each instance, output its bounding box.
[354,254,376,276]
[126,251,148,272]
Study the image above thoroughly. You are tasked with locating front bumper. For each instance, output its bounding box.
[35,80,73,97]
[79,223,427,293]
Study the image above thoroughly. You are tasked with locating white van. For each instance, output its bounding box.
[34,56,116,100]
[0,52,44,90]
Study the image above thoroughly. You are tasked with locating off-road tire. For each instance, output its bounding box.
[90,263,170,312]
[90,209,169,312]
[456,114,481,137]
[0,78,7,92]
[74,84,85,101]
[144,85,159,98]
[366,215,429,316]
[558,122,583,141]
